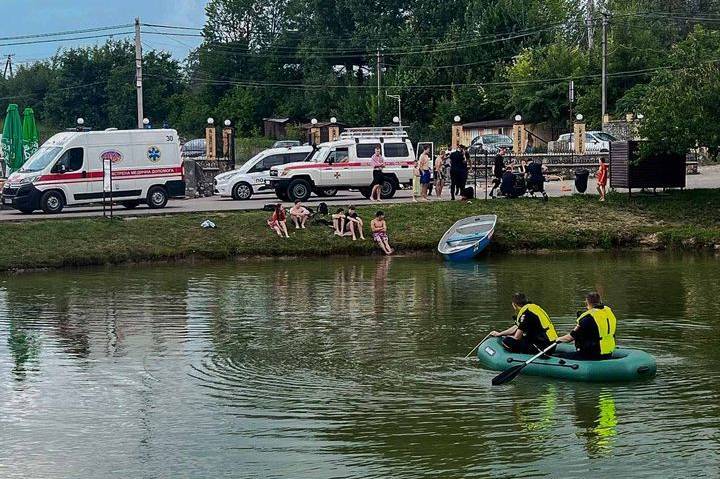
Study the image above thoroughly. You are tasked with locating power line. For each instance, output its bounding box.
[0,24,133,42]
[144,57,720,92]
[0,32,134,48]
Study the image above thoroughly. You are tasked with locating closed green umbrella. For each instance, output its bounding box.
[1,104,24,176]
[22,107,39,166]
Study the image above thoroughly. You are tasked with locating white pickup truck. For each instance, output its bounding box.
[266,127,417,202]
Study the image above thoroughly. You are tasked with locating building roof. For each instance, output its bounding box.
[462,119,514,128]
[263,118,291,124]
[301,121,347,129]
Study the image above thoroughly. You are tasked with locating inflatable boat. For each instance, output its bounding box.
[477,337,656,382]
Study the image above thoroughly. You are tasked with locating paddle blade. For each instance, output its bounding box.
[491,364,525,386]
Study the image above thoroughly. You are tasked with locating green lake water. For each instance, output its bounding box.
[0,253,718,478]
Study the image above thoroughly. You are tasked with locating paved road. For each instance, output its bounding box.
[2,165,718,222]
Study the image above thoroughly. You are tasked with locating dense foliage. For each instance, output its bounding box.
[0,0,718,155]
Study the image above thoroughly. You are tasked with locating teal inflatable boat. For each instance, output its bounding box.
[477,337,657,382]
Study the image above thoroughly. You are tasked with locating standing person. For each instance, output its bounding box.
[490,293,559,354]
[449,146,464,200]
[434,149,447,197]
[418,145,432,201]
[345,205,365,240]
[557,292,617,360]
[370,145,385,202]
[267,203,290,238]
[412,156,421,202]
[488,152,505,198]
[289,200,311,229]
[371,211,393,255]
[460,144,470,193]
[596,157,609,202]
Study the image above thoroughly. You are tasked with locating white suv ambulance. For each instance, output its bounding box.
[2,128,184,214]
[213,145,313,200]
[267,127,416,201]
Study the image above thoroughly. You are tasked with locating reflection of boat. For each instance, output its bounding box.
[477,337,656,382]
[437,215,496,261]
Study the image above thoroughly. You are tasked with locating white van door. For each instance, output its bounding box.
[322,147,350,185]
[50,147,88,203]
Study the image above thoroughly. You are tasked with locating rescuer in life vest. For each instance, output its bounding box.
[557,292,617,360]
[490,292,559,354]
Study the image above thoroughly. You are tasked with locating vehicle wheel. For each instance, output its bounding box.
[315,187,338,197]
[232,182,253,200]
[287,179,312,202]
[121,200,140,209]
[40,190,64,214]
[146,186,168,209]
[380,179,397,199]
[358,187,372,199]
[275,188,290,201]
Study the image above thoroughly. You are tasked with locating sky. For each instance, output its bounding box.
[1,0,207,66]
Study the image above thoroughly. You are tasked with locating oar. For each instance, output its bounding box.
[491,341,558,386]
[464,333,491,359]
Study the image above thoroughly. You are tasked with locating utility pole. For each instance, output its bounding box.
[135,17,145,129]
[587,0,594,49]
[376,48,382,126]
[601,12,608,123]
[3,54,14,78]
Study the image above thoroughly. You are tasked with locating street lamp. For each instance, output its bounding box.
[330,117,337,124]
[454,115,461,123]
[576,114,584,121]
[311,118,318,125]
[224,119,232,127]
[77,118,84,126]
[386,93,402,127]
[514,114,522,122]
[392,116,400,124]
[207,117,215,125]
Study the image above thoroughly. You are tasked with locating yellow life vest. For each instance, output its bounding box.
[515,303,558,341]
[577,306,617,355]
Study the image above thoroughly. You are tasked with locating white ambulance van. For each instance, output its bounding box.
[2,128,185,214]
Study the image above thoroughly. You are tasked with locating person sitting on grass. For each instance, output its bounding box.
[345,205,365,240]
[371,211,393,255]
[332,208,351,237]
[289,200,311,229]
[267,203,289,238]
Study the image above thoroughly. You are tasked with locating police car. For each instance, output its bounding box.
[213,146,314,200]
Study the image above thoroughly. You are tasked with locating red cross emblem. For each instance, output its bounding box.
[334,172,341,179]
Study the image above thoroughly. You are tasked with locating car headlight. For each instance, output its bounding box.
[17,175,40,185]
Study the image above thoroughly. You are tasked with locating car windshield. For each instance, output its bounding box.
[19,146,62,173]
[239,152,264,172]
[483,135,512,144]
[594,132,616,142]
[309,147,329,163]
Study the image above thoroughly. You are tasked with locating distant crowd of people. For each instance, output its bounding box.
[266,145,610,254]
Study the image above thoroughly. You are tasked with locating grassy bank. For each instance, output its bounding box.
[1,189,720,271]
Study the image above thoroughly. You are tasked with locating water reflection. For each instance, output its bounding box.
[573,388,618,457]
[0,253,718,478]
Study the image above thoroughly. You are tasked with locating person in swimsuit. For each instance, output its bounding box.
[345,205,365,240]
[289,200,311,229]
[434,149,447,197]
[417,145,432,201]
[370,211,393,255]
[332,208,351,237]
[596,157,609,202]
[267,203,289,238]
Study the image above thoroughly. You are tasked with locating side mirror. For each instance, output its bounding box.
[53,163,67,174]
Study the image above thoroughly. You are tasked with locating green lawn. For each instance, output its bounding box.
[1,189,719,271]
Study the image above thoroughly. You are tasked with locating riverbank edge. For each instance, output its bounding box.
[1,190,720,273]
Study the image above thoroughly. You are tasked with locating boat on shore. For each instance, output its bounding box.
[477,337,657,382]
[438,214,496,261]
